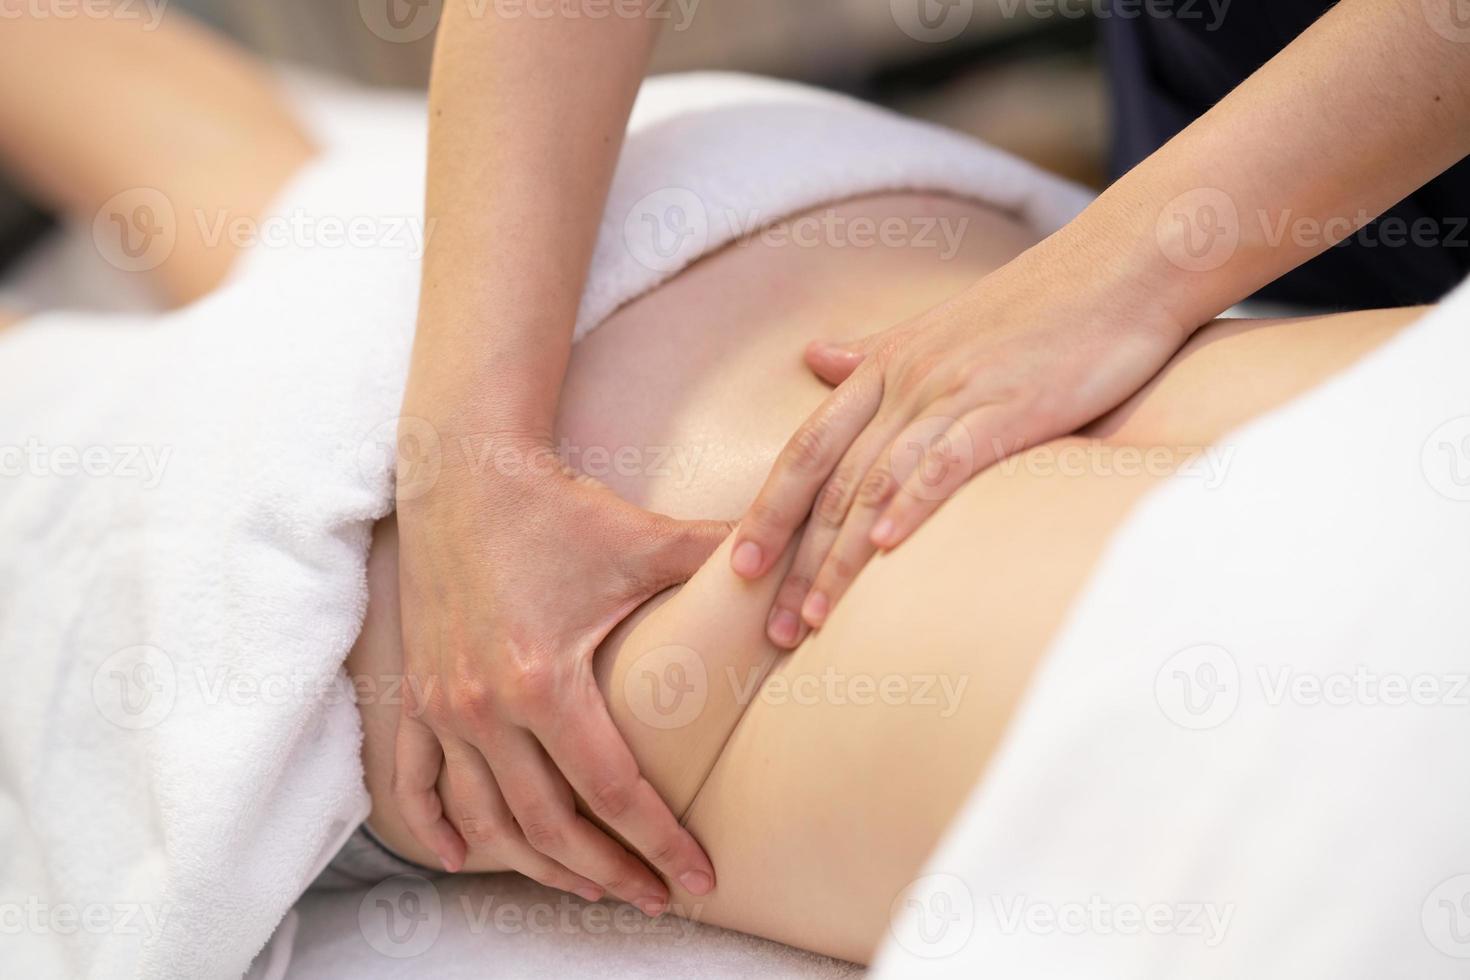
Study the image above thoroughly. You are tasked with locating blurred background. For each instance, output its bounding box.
[0,0,1108,272]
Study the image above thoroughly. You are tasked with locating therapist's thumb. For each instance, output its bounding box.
[635,515,738,588]
[805,336,875,386]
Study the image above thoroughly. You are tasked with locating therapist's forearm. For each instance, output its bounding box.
[408,2,661,439]
[1073,0,1470,331]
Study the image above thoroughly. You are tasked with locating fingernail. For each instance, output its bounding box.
[768,608,800,647]
[679,870,714,896]
[871,518,896,547]
[636,896,667,917]
[801,591,829,627]
[575,886,605,903]
[732,540,763,577]
[440,856,460,874]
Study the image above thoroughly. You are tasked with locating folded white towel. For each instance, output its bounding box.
[0,72,1090,979]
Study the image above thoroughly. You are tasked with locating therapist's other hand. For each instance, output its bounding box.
[393,439,726,914]
[733,244,1187,648]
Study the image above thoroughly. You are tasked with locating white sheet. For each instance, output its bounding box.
[278,875,862,980]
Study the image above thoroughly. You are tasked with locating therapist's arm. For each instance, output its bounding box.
[395,3,721,912]
[737,0,1470,647]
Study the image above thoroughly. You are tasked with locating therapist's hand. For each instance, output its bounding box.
[733,239,1186,648]
[393,438,725,914]
[729,0,1470,649]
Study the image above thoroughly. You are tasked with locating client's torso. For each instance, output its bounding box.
[351,192,1421,961]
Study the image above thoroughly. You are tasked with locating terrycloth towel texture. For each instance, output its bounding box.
[874,280,1470,978]
[0,72,1090,979]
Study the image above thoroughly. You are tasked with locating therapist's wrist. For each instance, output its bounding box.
[1085,178,1284,342]
[403,331,564,443]
[1017,199,1197,349]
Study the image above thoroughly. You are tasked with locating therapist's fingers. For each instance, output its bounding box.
[799,457,905,631]
[800,407,960,623]
[765,416,903,647]
[538,685,717,903]
[874,407,999,550]
[804,337,872,386]
[484,726,672,914]
[391,707,467,873]
[439,737,605,902]
[731,367,884,582]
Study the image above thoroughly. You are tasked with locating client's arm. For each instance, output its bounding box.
[0,3,312,304]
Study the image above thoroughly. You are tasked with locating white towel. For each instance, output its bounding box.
[874,278,1470,978]
[0,72,1090,979]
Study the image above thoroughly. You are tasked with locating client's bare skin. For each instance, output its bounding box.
[0,9,1426,966]
[346,193,1418,961]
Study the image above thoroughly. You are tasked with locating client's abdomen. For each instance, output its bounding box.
[347,191,1422,964]
[350,191,1038,871]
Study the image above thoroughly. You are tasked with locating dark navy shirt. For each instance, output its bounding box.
[1103,0,1470,308]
